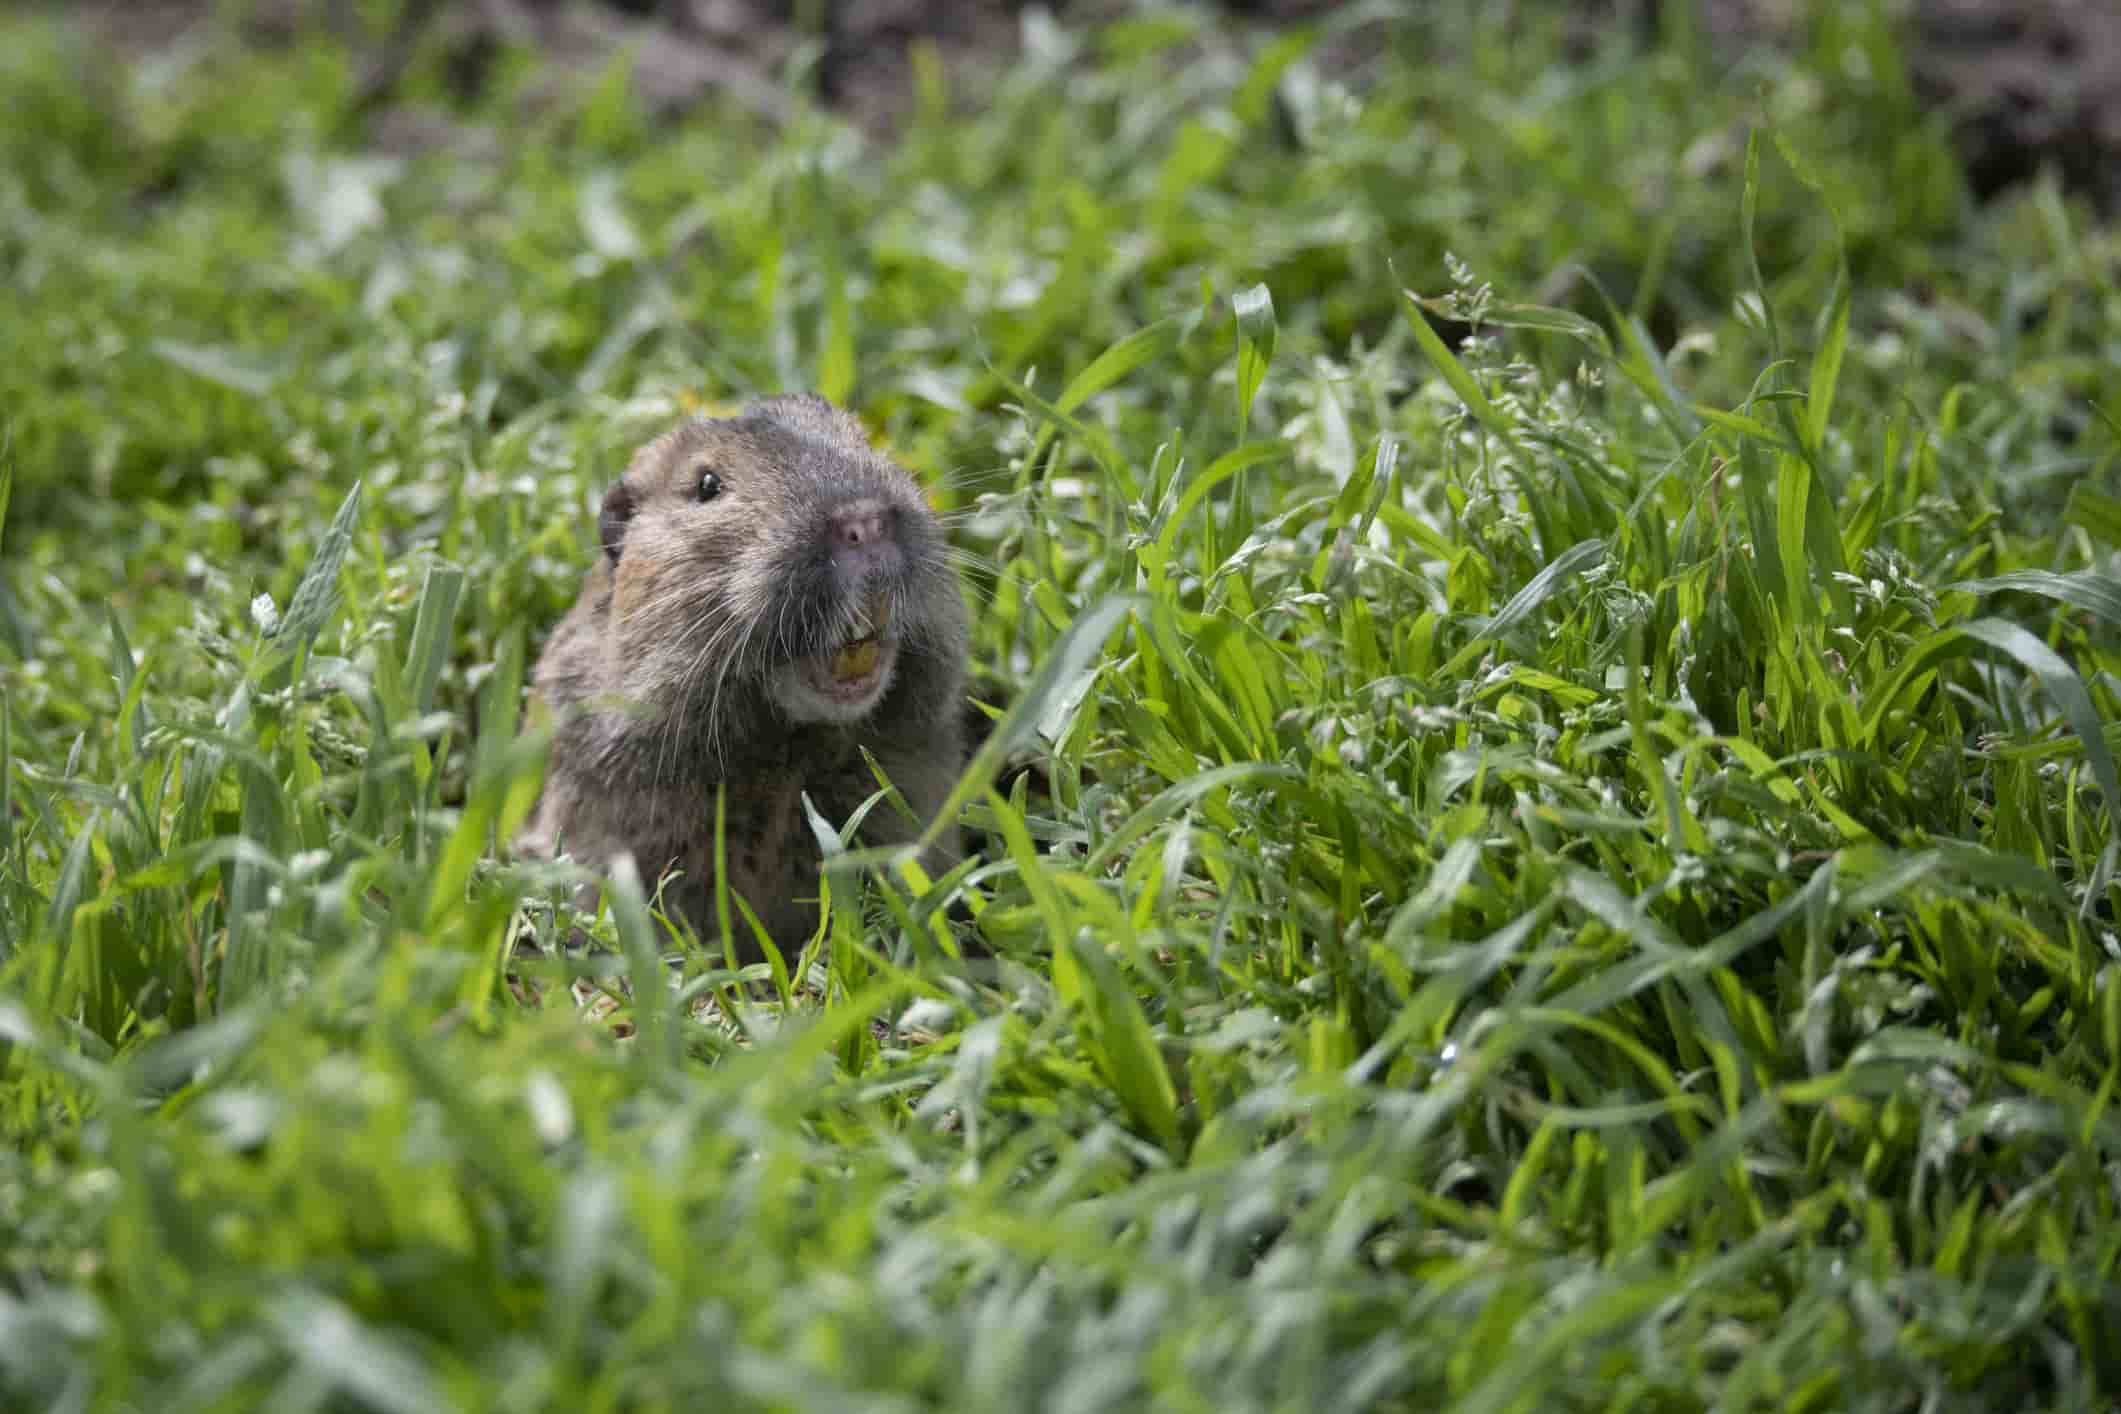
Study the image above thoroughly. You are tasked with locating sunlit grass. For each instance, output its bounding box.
[2,2,2119,1408]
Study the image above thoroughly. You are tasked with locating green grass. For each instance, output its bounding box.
[3,2,2120,1408]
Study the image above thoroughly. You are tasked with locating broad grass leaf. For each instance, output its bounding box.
[1355,433,1398,540]
[1774,455,1813,626]
[1736,438,1787,611]
[1865,618,2120,829]
[468,625,546,847]
[222,762,288,999]
[1613,309,1703,440]
[988,788,1177,1151]
[1140,602,1253,762]
[1626,624,1703,854]
[1154,119,1238,217]
[1456,1272,1679,1414]
[1151,442,1282,570]
[1960,619,2121,827]
[1056,318,1181,418]
[1950,571,2121,630]
[1805,277,1850,449]
[820,279,855,410]
[1923,840,2073,906]
[1551,866,1830,1019]
[1475,538,1607,644]
[401,566,465,717]
[1693,403,1787,446]
[106,605,154,761]
[1202,620,1282,748]
[1383,837,1484,948]
[421,738,543,936]
[42,813,98,984]
[1054,929,1181,1152]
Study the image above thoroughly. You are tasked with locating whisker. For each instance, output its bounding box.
[928,460,1022,495]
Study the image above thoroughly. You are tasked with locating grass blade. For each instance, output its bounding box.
[1950,571,2121,629]
[267,481,364,682]
[2065,484,2121,547]
[1805,276,1850,450]
[1739,128,1782,358]
[1865,618,2119,831]
[1233,282,1276,434]
[1398,288,1515,445]
[920,594,1136,855]
[1475,538,1607,644]
[1959,618,2121,829]
[401,565,465,717]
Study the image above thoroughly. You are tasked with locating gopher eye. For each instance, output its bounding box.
[695,468,723,503]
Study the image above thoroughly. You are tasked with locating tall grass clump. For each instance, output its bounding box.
[2,2,2118,1409]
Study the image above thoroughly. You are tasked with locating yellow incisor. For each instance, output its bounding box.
[833,638,880,679]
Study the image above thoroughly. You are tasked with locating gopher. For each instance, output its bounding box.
[518,393,968,954]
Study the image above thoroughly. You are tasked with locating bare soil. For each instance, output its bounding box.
[61,0,2121,214]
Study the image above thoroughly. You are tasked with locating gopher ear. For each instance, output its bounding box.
[598,479,636,563]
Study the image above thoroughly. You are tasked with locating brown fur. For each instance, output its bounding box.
[518,394,968,954]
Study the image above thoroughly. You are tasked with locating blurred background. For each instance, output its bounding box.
[22,0,2121,200]
[2,0,2114,753]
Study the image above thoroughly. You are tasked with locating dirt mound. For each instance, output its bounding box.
[64,0,2121,214]
[1913,0,2121,211]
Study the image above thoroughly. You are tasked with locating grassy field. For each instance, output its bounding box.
[3,1,2120,1408]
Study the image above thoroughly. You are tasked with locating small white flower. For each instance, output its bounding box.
[251,593,280,635]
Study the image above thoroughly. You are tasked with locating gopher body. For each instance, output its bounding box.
[519,394,968,953]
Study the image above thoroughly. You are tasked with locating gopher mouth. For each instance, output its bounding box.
[831,636,882,681]
[786,595,899,717]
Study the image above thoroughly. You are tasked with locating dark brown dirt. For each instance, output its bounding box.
[1674,0,2121,213]
[57,0,2121,215]
[1911,0,2121,212]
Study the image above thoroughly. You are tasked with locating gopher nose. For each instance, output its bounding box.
[828,499,900,576]
[831,501,891,549]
